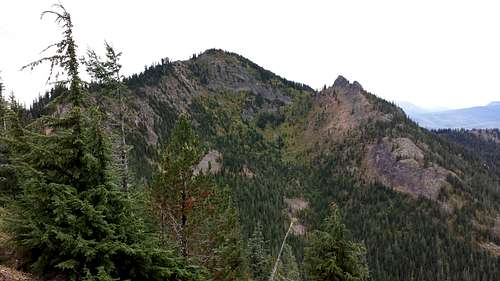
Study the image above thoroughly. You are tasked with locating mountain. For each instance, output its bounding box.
[396,101,450,115]
[396,101,430,115]
[31,49,500,280]
[403,101,500,129]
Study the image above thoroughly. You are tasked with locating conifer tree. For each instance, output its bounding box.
[4,4,205,280]
[83,41,130,191]
[150,115,247,279]
[304,203,369,281]
[22,3,82,106]
[0,75,6,132]
[0,88,21,200]
[0,74,4,97]
[247,223,271,281]
[275,244,301,281]
[206,186,246,280]
[150,115,217,255]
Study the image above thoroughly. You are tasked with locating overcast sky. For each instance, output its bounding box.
[1,0,499,109]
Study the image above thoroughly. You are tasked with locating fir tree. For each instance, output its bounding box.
[275,244,301,281]
[0,96,22,201]
[83,41,130,191]
[206,185,246,280]
[304,203,369,281]
[150,114,212,256]
[247,223,271,281]
[4,106,205,279]
[150,115,247,278]
[22,3,82,106]
[3,4,206,280]
[150,115,223,256]
[0,75,6,132]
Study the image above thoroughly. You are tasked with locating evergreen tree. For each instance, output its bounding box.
[206,185,246,280]
[150,115,247,279]
[0,75,6,132]
[150,114,213,256]
[276,244,301,281]
[0,96,22,201]
[304,203,369,281]
[3,4,206,280]
[4,106,205,279]
[83,41,130,191]
[22,3,82,106]
[6,92,31,126]
[247,223,271,281]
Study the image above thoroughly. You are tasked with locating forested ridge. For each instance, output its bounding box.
[1,4,500,281]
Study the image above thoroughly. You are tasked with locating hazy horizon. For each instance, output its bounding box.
[2,0,500,109]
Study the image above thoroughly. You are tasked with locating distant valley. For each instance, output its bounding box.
[399,101,500,129]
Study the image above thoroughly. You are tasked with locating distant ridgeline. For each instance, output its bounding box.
[23,49,500,280]
[399,101,500,129]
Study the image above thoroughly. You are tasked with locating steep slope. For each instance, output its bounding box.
[32,49,500,280]
[301,76,500,217]
[295,77,452,200]
[282,75,500,279]
[64,49,312,179]
[305,78,496,194]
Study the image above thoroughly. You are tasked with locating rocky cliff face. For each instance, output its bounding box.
[298,76,451,200]
[364,137,450,200]
[310,76,378,137]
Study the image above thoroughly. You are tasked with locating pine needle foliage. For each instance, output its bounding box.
[205,185,246,281]
[150,115,246,279]
[3,4,207,280]
[4,107,206,280]
[21,3,82,106]
[0,100,23,201]
[304,203,369,281]
[150,114,211,256]
[83,42,131,191]
[247,223,271,281]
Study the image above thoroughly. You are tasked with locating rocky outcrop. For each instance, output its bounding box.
[479,241,500,256]
[299,76,452,201]
[193,150,222,175]
[194,51,293,106]
[493,216,500,236]
[302,76,391,145]
[240,165,255,178]
[365,137,450,199]
[284,197,309,236]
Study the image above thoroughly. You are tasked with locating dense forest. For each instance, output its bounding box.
[1,3,500,281]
